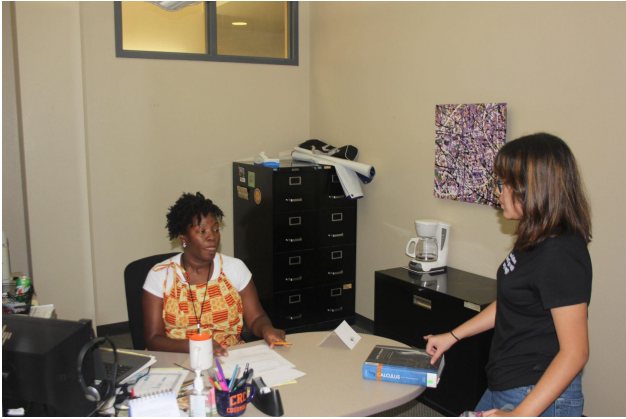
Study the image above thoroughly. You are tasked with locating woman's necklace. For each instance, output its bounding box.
[181,256,212,332]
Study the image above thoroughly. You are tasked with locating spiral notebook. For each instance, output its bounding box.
[128,391,179,417]
[131,368,188,398]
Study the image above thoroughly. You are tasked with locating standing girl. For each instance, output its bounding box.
[425,133,592,417]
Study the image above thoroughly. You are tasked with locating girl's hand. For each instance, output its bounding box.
[262,327,289,349]
[212,338,228,357]
[484,409,515,417]
[424,333,458,364]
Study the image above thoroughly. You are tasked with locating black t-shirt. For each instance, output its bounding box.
[486,233,592,391]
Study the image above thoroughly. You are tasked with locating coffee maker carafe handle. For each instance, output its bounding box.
[406,237,419,258]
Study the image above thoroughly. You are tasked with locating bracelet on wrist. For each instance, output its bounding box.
[450,331,460,342]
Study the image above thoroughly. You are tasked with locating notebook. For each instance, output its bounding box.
[131,368,188,398]
[128,391,179,417]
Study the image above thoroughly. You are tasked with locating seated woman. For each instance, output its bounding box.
[142,192,287,356]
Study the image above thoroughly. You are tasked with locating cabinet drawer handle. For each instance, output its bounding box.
[286,238,302,242]
[328,233,344,238]
[289,176,301,186]
[413,295,432,310]
[289,295,301,304]
[289,256,301,265]
[286,198,303,203]
[328,195,345,199]
[289,216,301,226]
[328,270,344,276]
[327,307,343,313]
[331,288,342,296]
[331,251,343,259]
[286,314,302,320]
[286,276,302,282]
[331,213,343,222]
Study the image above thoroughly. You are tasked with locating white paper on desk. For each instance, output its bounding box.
[261,368,306,388]
[130,368,188,397]
[218,345,295,377]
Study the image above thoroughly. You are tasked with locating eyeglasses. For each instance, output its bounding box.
[497,181,506,193]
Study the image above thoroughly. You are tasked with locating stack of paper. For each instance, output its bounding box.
[218,345,305,388]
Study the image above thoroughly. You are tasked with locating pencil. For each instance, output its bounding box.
[273,341,292,346]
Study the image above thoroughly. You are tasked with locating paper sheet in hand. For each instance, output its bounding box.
[218,345,295,377]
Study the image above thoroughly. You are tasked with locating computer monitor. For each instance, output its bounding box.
[2,316,98,416]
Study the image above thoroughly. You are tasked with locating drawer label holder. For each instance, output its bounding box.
[464,301,481,312]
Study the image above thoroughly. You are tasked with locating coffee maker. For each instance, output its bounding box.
[405,219,451,272]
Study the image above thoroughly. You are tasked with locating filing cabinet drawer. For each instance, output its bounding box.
[317,245,356,285]
[273,250,316,292]
[317,208,357,247]
[273,289,315,329]
[317,169,357,209]
[274,211,316,253]
[316,282,355,322]
[274,172,316,213]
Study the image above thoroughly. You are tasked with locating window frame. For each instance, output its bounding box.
[113,1,299,66]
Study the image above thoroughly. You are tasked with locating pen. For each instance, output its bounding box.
[208,376,223,391]
[273,341,292,346]
[228,364,239,391]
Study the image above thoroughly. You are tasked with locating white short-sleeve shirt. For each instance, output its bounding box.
[142,253,252,298]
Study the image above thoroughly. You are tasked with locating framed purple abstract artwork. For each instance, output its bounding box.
[434,103,507,206]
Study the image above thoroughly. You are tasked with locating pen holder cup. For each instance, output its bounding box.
[215,384,256,417]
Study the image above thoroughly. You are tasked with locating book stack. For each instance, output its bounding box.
[362,345,444,388]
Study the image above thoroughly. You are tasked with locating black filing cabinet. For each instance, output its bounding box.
[233,161,357,333]
[375,267,497,416]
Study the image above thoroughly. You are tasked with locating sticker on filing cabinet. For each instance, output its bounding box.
[343,283,353,290]
[248,171,255,188]
[237,186,249,200]
[464,301,481,312]
[254,188,262,204]
[238,167,245,183]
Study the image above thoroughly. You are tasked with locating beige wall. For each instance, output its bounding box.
[309,2,625,416]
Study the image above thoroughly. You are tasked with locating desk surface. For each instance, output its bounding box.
[146,331,424,417]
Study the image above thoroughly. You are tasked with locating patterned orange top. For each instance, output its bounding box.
[153,254,245,347]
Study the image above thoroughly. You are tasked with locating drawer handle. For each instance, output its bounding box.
[289,256,301,265]
[331,251,343,259]
[289,177,301,185]
[328,233,344,238]
[289,295,301,304]
[328,195,345,199]
[328,270,344,276]
[286,238,303,242]
[286,314,302,320]
[327,307,343,313]
[286,276,302,282]
[331,288,342,296]
[413,295,432,310]
[289,216,301,226]
[286,198,303,203]
[331,213,343,222]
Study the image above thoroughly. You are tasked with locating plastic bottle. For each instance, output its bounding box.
[188,369,213,417]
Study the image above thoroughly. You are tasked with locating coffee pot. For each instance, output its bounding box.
[406,219,451,272]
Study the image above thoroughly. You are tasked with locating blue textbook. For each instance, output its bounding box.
[362,345,445,388]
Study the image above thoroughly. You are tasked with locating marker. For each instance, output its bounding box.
[228,364,239,391]
[215,359,229,389]
[208,376,222,391]
[273,341,292,346]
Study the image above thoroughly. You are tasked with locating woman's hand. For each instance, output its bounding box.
[424,333,458,364]
[484,409,515,417]
[262,327,289,349]
[212,338,228,357]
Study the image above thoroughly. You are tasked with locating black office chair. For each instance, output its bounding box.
[123,252,259,350]
[124,253,178,350]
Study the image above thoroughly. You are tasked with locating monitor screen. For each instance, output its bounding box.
[2,315,98,416]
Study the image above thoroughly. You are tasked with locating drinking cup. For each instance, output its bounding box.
[215,384,256,417]
[189,334,213,370]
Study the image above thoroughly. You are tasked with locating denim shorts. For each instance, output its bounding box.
[474,373,583,417]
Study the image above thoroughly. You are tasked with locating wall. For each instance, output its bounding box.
[79,2,310,326]
[2,2,30,278]
[309,2,625,416]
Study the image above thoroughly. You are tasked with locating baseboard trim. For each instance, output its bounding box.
[355,313,374,333]
[97,321,130,337]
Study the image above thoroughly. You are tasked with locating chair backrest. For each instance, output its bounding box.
[124,252,178,350]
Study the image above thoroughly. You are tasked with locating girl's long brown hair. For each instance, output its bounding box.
[494,133,591,251]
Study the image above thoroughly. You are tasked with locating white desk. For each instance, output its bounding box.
[146,331,424,417]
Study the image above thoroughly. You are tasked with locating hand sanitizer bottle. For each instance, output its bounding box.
[188,369,213,417]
